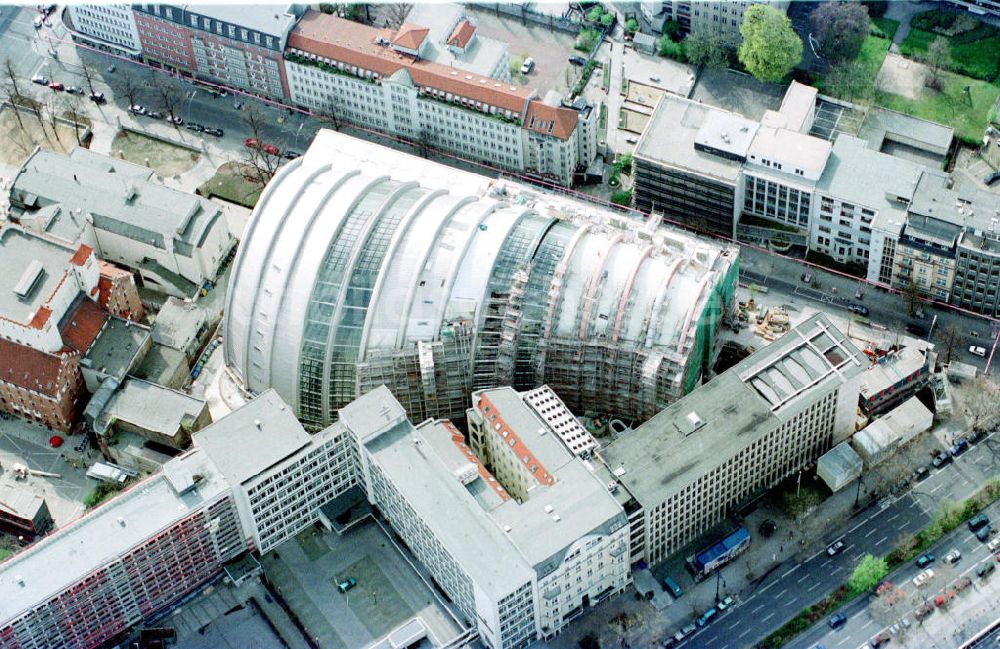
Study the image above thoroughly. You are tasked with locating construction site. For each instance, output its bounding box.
[223,130,741,430]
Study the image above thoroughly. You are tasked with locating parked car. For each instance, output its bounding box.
[944,549,962,564]
[969,345,987,357]
[673,623,696,642]
[828,612,847,629]
[47,81,64,91]
[65,86,81,94]
[283,150,302,160]
[916,553,935,568]
[912,569,935,587]
[976,525,993,542]
[128,104,146,115]
[520,57,535,74]
[244,138,280,156]
[203,127,223,137]
[107,64,116,73]
[847,303,869,316]
[662,576,683,599]
[826,539,846,556]
[147,111,162,119]
[988,536,1000,552]
[985,170,1000,186]
[969,514,991,531]
[932,452,952,468]
[88,91,106,104]
[950,439,970,457]
[185,122,204,132]
[336,577,357,593]
[912,466,930,482]
[717,595,735,611]
[31,74,48,85]
[695,607,718,627]
[977,561,996,578]
[869,631,890,648]
[568,55,587,66]
[167,115,183,125]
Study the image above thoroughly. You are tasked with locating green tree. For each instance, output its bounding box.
[625,17,638,34]
[600,12,614,27]
[662,18,682,42]
[738,4,803,83]
[848,554,888,595]
[924,36,951,89]
[825,60,874,102]
[611,189,633,206]
[684,29,736,69]
[810,2,870,63]
[657,36,687,62]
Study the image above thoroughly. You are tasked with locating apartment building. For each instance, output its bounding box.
[0,449,243,649]
[9,148,234,298]
[194,390,357,554]
[346,386,629,647]
[600,313,866,565]
[131,4,300,99]
[403,3,510,80]
[284,11,596,186]
[66,3,142,57]
[647,0,790,38]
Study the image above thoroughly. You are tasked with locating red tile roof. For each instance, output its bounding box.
[0,337,65,397]
[59,297,107,354]
[68,244,93,267]
[477,394,555,487]
[524,100,579,142]
[447,19,476,48]
[29,307,52,330]
[392,23,429,50]
[288,11,537,117]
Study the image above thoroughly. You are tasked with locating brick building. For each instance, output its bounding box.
[132,4,300,100]
[96,261,144,321]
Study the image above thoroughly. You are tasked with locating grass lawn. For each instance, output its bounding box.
[811,22,891,97]
[872,17,900,41]
[875,72,1000,144]
[900,12,1000,80]
[197,161,263,208]
[111,129,199,176]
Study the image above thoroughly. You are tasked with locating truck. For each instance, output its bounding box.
[86,461,137,485]
[689,527,751,578]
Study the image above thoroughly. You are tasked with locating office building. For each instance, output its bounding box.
[346,386,629,647]
[223,129,738,430]
[0,448,243,649]
[284,10,596,187]
[66,3,142,58]
[132,4,300,99]
[9,148,234,298]
[600,314,866,564]
[402,3,510,80]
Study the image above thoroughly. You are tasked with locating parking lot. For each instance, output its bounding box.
[466,6,580,95]
[260,520,464,649]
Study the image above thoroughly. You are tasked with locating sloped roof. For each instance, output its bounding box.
[287,11,535,116]
[524,100,578,142]
[0,338,66,397]
[392,23,429,50]
[447,19,476,48]
[59,296,108,354]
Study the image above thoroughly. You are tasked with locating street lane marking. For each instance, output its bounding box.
[751,604,765,615]
[865,527,878,538]
[837,636,851,646]
[798,574,810,584]
[877,535,888,545]
[775,588,788,599]
[931,483,945,494]
[781,566,799,579]
[738,629,750,639]
[762,612,775,623]
[808,581,821,592]
[887,512,901,522]
[862,618,873,629]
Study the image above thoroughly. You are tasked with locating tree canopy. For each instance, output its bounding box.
[738,5,803,83]
[685,29,736,69]
[811,2,870,63]
[848,554,888,595]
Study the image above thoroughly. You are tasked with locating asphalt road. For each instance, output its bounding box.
[678,432,1000,649]
[791,492,1000,649]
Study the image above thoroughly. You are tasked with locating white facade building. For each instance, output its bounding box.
[9,148,235,298]
[66,3,142,56]
[284,10,595,186]
[344,386,630,648]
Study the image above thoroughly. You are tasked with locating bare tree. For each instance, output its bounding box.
[113,68,143,109]
[3,58,21,98]
[936,324,962,365]
[416,127,433,158]
[0,78,26,131]
[154,80,185,125]
[62,92,86,145]
[902,279,922,317]
[316,95,341,131]
[42,95,62,143]
[965,376,999,432]
[78,59,100,97]
[240,106,281,191]
[383,3,412,29]
[924,36,951,90]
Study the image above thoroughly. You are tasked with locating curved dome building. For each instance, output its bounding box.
[224,130,739,429]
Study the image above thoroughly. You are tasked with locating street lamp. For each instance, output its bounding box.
[853,475,865,509]
[714,568,726,604]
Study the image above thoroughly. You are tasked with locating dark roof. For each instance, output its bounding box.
[59,296,108,354]
[0,338,66,397]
